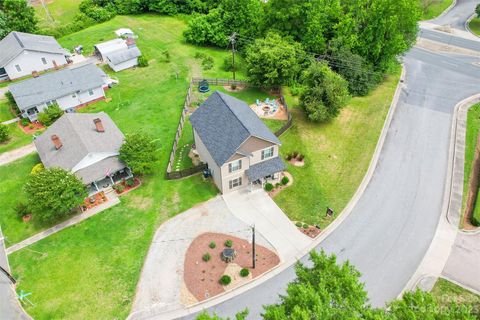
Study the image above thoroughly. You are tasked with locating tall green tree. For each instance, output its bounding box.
[300,61,350,122]
[119,132,159,175]
[2,0,37,35]
[24,168,87,222]
[244,32,304,88]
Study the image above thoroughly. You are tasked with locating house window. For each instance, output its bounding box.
[228,160,242,173]
[88,89,94,96]
[229,177,242,189]
[72,93,77,98]
[261,147,274,160]
[41,57,47,65]
[15,64,21,72]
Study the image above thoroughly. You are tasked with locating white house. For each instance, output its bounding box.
[9,64,109,121]
[190,91,285,194]
[106,47,142,72]
[0,31,68,81]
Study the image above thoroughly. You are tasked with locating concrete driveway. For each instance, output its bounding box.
[130,196,273,319]
[223,189,311,263]
[442,232,480,292]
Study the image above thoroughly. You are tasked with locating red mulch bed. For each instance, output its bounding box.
[184,232,280,302]
[298,226,321,238]
[115,177,141,195]
[81,191,108,211]
[18,121,44,134]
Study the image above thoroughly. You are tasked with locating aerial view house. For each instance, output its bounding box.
[190,91,285,194]
[94,38,142,72]
[34,112,132,195]
[0,31,68,81]
[9,63,108,121]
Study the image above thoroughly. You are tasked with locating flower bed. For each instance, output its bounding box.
[183,232,280,303]
[285,151,305,167]
[113,177,141,195]
[295,221,321,238]
[18,120,44,134]
[81,191,108,211]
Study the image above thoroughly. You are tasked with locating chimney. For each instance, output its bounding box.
[94,118,105,132]
[51,135,62,150]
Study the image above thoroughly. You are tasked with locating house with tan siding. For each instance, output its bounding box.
[190,91,285,194]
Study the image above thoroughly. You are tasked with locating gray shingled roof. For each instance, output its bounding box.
[0,31,65,67]
[190,91,281,166]
[245,157,286,181]
[76,157,126,184]
[34,112,126,184]
[9,64,107,111]
[106,47,141,65]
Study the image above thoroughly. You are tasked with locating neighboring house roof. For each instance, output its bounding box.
[246,157,285,181]
[34,112,126,184]
[106,47,141,65]
[190,91,281,166]
[0,31,65,67]
[94,38,127,56]
[9,64,107,110]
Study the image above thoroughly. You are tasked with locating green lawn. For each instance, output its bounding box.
[462,103,480,226]
[469,17,480,37]
[34,0,82,30]
[173,116,195,171]
[420,0,454,20]
[431,278,480,317]
[0,98,16,122]
[0,123,34,154]
[274,69,401,227]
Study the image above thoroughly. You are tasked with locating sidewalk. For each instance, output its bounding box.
[6,191,120,254]
[0,143,35,166]
[0,228,31,319]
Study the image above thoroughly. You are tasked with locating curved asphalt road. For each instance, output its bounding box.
[432,0,478,30]
[180,2,480,319]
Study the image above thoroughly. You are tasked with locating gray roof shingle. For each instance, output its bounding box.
[0,31,65,67]
[106,47,141,65]
[245,157,286,181]
[34,112,126,184]
[190,91,281,166]
[9,64,107,110]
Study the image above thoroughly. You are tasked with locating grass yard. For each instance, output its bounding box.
[0,98,16,122]
[274,69,401,227]
[420,0,454,20]
[462,103,480,226]
[469,17,480,37]
[431,278,480,317]
[34,0,82,30]
[173,116,195,171]
[0,123,34,154]
[7,15,224,320]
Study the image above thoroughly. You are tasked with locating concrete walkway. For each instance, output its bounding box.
[1,117,19,125]
[130,196,272,319]
[223,189,311,263]
[0,143,35,166]
[6,191,120,254]
[0,228,31,319]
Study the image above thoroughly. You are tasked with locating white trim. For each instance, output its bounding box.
[71,152,119,173]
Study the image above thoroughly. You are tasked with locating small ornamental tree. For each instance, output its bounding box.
[0,124,9,143]
[38,104,64,126]
[30,163,45,175]
[24,167,87,222]
[119,132,159,175]
[300,61,350,122]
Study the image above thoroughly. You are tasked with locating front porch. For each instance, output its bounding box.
[245,156,286,192]
[87,167,133,195]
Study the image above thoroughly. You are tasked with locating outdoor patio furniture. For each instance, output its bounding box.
[221,248,236,263]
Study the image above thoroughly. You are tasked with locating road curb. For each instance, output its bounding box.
[127,67,406,320]
[465,14,480,39]
[400,93,480,297]
[426,0,457,21]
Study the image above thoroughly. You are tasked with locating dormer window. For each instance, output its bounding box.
[228,159,242,173]
[261,147,274,160]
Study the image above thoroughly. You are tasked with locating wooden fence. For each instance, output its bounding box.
[166,78,293,180]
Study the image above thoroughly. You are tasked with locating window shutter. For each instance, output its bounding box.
[228,163,232,173]
[229,180,233,189]
[238,160,242,170]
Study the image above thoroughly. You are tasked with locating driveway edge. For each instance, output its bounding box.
[127,67,406,320]
[401,93,480,297]
[465,14,480,39]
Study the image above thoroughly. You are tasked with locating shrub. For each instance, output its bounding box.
[14,202,29,220]
[5,91,21,116]
[209,241,216,249]
[79,0,117,23]
[126,178,135,187]
[37,104,63,126]
[202,56,214,70]
[240,268,250,277]
[298,154,305,161]
[202,253,211,262]
[194,52,206,59]
[302,223,309,229]
[119,132,159,175]
[275,182,280,188]
[224,239,233,248]
[264,183,274,192]
[230,83,237,90]
[0,124,9,143]
[289,85,303,97]
[292,151,299,158]
[21,118,29,126]
[219,275,231,285]
[295,221,302,227]
[285,154,292,161]
[113,184,125,193]
[31,163,44,175]
[281,176,289,185]
[29,124,34,129]
[138,55,149,67]
[37,112,51,126]
[162,50,170,62]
